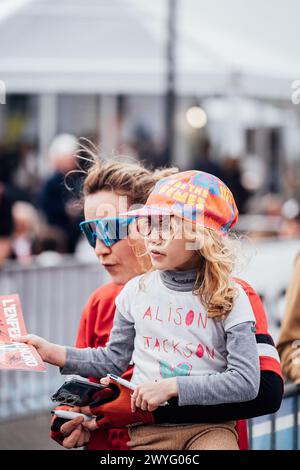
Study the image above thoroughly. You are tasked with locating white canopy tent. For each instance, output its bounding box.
[0,0,299,100]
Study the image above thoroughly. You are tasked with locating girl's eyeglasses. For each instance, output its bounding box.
[135,215,175,239]
[80,217,135,248]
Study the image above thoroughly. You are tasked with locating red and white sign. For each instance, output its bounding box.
[0,294,45,371]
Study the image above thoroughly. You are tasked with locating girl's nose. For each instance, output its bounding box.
[94,238,112,256]
[148,227,163,244]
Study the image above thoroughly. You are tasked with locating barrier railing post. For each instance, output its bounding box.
[248,418,253,450]
[270,413,276,450]
[293,390,299,450]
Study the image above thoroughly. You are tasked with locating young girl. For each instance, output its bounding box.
[17,170,262,450]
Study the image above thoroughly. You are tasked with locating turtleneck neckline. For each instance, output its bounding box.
[159,268,198,292]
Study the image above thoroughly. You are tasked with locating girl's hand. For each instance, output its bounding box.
[131,378,178,412]
[13,334,66,367]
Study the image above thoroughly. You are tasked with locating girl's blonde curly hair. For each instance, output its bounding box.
[190,225,239,319]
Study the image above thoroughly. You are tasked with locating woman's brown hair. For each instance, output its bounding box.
[80,147,178,206]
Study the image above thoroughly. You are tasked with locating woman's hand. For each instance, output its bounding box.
[131,378,178,412]
[13,334,66,367]
[59,407,91,448]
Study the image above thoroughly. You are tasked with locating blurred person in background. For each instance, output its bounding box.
[0,142,35,203]
[13,140,40,201]
[0,180,14,264]
[130,125,156,163]
[39,134,83,254]
[280,199,300,239]
[11,201,39,263]
[193,138,223,180]
[280,215,300,239]
[31,225,67,266]
[259,193,284,217]
[221,156,251,215]
[245,195,300,240]
[277,251,300,382]
[243,192,284,240]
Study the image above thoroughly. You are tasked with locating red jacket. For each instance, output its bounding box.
[74,281,250,450]
[75,282,132,450]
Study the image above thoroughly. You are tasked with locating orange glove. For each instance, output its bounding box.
[89,378,155,428]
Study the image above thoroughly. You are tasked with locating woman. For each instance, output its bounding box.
[51,157,177,449]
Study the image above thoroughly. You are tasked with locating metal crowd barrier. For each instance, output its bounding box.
[0,258,106,420]
[249,383,300,450]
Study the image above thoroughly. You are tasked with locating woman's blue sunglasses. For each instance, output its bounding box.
[79,217,135,248]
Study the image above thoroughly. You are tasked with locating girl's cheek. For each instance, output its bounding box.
[144,239,151,251]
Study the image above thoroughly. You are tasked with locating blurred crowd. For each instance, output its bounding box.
[0,133,300,266]
[0,134,83,265]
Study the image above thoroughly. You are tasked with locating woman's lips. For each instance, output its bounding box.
[103,264,118,272]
